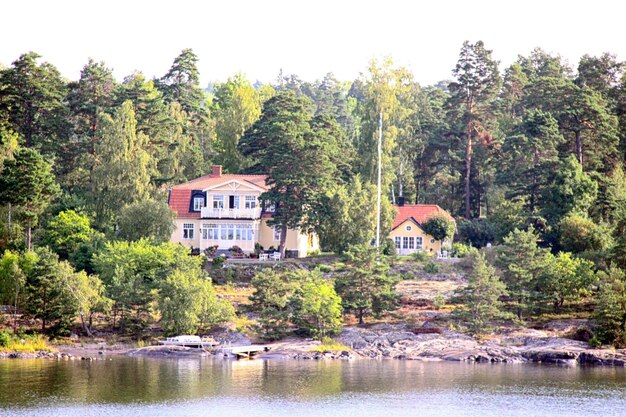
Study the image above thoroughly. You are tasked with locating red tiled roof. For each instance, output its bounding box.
[392,204,454,230]
[169,189,200,218]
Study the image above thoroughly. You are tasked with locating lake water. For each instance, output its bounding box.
[1,358,625,417]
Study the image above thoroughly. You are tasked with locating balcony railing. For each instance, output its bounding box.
[201,207,262,219]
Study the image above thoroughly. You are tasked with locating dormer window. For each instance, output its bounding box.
[193,196,205,211]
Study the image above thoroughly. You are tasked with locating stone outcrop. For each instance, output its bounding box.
[336,324,626,366]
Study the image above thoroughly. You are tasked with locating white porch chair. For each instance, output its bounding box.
[258,253,269,261]
[271,251,281,261]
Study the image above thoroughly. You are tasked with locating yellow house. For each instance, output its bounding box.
[389,203,454,256]
[168,165,319,257]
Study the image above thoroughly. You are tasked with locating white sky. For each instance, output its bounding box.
[2,0,625,87]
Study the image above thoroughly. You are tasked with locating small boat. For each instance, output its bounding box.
[158,335,219,349]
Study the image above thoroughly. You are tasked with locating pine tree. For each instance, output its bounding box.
[448,41,501,219]
[0,147,60,249]
[455,253,509,334]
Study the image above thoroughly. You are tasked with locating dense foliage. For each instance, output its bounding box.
[1,44,626,346]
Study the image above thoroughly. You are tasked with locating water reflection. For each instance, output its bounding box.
[1,358,625,416]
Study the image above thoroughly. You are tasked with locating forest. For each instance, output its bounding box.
[0,41,626,347]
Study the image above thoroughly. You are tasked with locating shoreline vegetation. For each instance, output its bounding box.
[2,256,625,367]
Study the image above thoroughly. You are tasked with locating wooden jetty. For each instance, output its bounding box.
[217,345,271,359]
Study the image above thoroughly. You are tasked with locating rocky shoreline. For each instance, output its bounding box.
[3,324,626,366]
[331,324,626,366]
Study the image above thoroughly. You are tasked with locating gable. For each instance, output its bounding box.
[391,218,424,232]
[203,178,266,193]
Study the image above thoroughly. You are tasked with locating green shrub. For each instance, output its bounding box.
[451,243,476,258]
[432,293,445,310]
[317,264,332,273]
[212,255,225,268]
[0,331,11,347]
[412,251,430,262]
[423,261,440,273]
[381,238,397,256]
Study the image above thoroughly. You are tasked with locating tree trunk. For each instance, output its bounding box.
[7,203,11,234]
[26,219,32,251]
[464,121,473,219]
[278,223,288,258]
[575,130,583,165]
[13,288,19,332]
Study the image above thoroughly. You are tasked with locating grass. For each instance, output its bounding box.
[0,332,55,353]
[309,337,350,352]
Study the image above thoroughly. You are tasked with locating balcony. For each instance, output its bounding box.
[201,207,262,219]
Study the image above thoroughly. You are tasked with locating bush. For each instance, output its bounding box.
[423,261,440,273]
[212,256,225,268]
[432,293,445,310]
[381,238,397,256]
[457,218,496,248]
[451,243,477,258]
[411,251,430,262]
[0,330,11,347]
[318,264,332,273]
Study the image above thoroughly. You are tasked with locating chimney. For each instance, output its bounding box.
[398,196,405,207]
[212,165,222,177]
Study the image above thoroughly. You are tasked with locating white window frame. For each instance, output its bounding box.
[416,237,423,249]
[213,195,224,209]
[227,224,234,240]
[402,236,415,250]
[220,223,228,240]
[202,224,218,240]
[265,200,276,212]
[245,195,257,209]
[193,196,205,211]
[183,223,194,240]
[394,237,401,249]
[230,195,240,209]
[273,226,282,241]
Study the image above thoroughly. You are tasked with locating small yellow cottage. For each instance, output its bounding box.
[389,203,454,256]
[167,165,319,257]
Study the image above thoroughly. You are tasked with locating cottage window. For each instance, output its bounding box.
[406,225,412,232]
[245,195,257,209]
[394,237,401,249]
[416,237,423,249]
[265,201,276,212]
[230,195,240,209]
[213,195,224,209]
[183,223,194,240]
[402,236,415,249]
[193,196,205,211]
[227,224,234,240]
[430,238,435,244]
[220,224,228,240]
[273,226,282,241]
